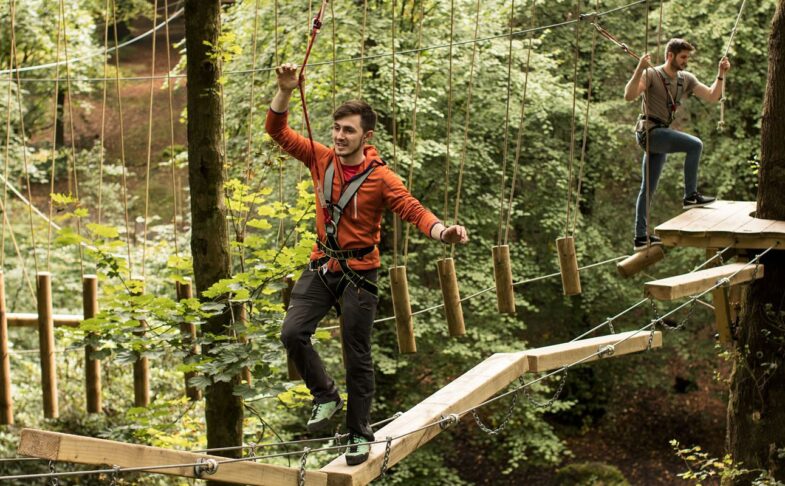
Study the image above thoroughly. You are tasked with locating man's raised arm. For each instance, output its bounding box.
[624,54,651,102]
[271,63,298,113]
[692,57,731,103]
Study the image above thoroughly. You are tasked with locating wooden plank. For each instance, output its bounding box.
[678,205,740,237]
[645,263,764,301]
[6,313,82,327]
[654,206,710,234]
[707,202,756,234]
[18,429,327,486]
[526,331,662,372]
[712,286,733,345]
[322,352,530,486]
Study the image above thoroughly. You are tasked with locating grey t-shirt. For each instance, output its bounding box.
[635,67,699,132]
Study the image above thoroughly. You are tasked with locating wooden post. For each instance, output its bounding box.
[281,275,301,380]
[389,266,416,353]
[556,236,581,296]
[176,280,201,401]
[437,258,465,337]
[616,245,665,278]
[131,278,149,407]
[704,249,734,345]
[492,245,516,314]
[82,275,101,414]
[0,271,12,424]
[36,272,58,418]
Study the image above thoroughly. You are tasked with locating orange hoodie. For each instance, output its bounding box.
[266,109,441,272]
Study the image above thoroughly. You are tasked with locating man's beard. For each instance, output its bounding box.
[336,142,363,159]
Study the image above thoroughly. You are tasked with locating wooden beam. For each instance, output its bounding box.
[321,352,530,486]
[18,429,327,486]
[526,331,662,372]
[644,263,764,301]
[712,286,733,344]
[6,313,82,327]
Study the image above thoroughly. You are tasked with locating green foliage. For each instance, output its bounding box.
[556,461,630,486]
[671,440,785,486]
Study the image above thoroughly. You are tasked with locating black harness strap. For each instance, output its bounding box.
[313,160,378,315]
[653,67,684,124]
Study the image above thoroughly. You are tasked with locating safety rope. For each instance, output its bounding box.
[97,0,110,225]
[16,0,651,85]
[402,1,426,267]
[450,0,482,259]
[142,0,160,281]
[563,1,583,238]
[441,0,455,261]
[298,0,330,167]
[391,0,399,268]
[110,0,135,278]
[9,0,40,278]
[46,4,64,272]
[496,0,517,247]
[504,0,537,245]
[718,0,748,131]
[1,0,13,269]
[163,0,180,258]
[358,0,368,98]
[330,0,337,114]
[570,1,601,236]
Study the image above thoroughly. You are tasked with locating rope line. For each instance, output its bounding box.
[8,0,649,85]
[563,0,583,238]
[450,0,482,259]
[163,0,180,259]
[504,0,537,245]
[0,8,185,76]
[46,4,64,273]
[358,0,368,97]
[718,0,747,131]
[391,0,399,267]
[97,0,111,225]
[141,0,160,281]
[496,0,517,246]
[441,0,455,261]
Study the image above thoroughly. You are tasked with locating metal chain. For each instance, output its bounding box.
[524,368,569,408]
[471,378,524,435]
[48,461,60,486]
[298,447,310,486]
[380,436,393,477]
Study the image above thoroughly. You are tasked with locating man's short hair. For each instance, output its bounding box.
[333,100,376,132]
[665,38,695,57]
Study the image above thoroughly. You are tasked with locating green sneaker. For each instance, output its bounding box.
[345,435,370,466]
[306,397,343,433]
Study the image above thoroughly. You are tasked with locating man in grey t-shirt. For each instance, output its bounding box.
[624,38,730,252]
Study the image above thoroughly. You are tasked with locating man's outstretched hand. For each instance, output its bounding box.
[275,63,299,92]
[442,225,469,245]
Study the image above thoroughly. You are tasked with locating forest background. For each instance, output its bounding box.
[0,0,777,484]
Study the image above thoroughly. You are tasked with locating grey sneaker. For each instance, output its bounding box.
[306,397,343,433]
[345,434,370,466]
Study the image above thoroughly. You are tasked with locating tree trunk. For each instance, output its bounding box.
[184,0,243,477]
[726,1,785,484]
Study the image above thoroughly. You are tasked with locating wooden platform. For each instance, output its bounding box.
[644,262,764,301]
[655,201,785,249]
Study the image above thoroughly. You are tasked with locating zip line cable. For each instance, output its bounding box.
[8,0,649,85]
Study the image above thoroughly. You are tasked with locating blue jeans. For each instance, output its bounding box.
[634,128,703,238]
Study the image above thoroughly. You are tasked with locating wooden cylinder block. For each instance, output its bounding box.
[37,272,58,418]
[236,303,252,386]
[389,266,416,353]
[176,280,201,401]
[616,245,665,278]
[281,275,301,380]
[437,258,465,337]
[131,278,149,407]
[0,271,13,424]
[492,245,516,315]
[82,275,102,414]
[556,236,582,296]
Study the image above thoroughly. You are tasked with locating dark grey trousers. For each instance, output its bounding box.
[280,266,378,441]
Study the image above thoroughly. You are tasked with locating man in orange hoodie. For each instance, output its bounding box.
[268,63,468,466]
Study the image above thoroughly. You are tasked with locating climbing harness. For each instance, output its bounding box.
[309,160,379,314]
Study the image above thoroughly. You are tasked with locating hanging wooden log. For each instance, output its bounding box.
[389,266,416,353]
[616,245,665,278]
[644,263,763,301]
[281,274,300,380]
[6,313,81,327]
[36,272,58,418]
[437,258,465,337]
[0,271,12,424]
[131,278,149,407]
[175,279,201,401]
[556,236,581,296]
[82,275,101,414]
[712,285,733,344]
[492,245,516,315]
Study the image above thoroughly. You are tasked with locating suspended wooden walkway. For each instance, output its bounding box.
[654,200,785,249]
[16,331,662,486]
